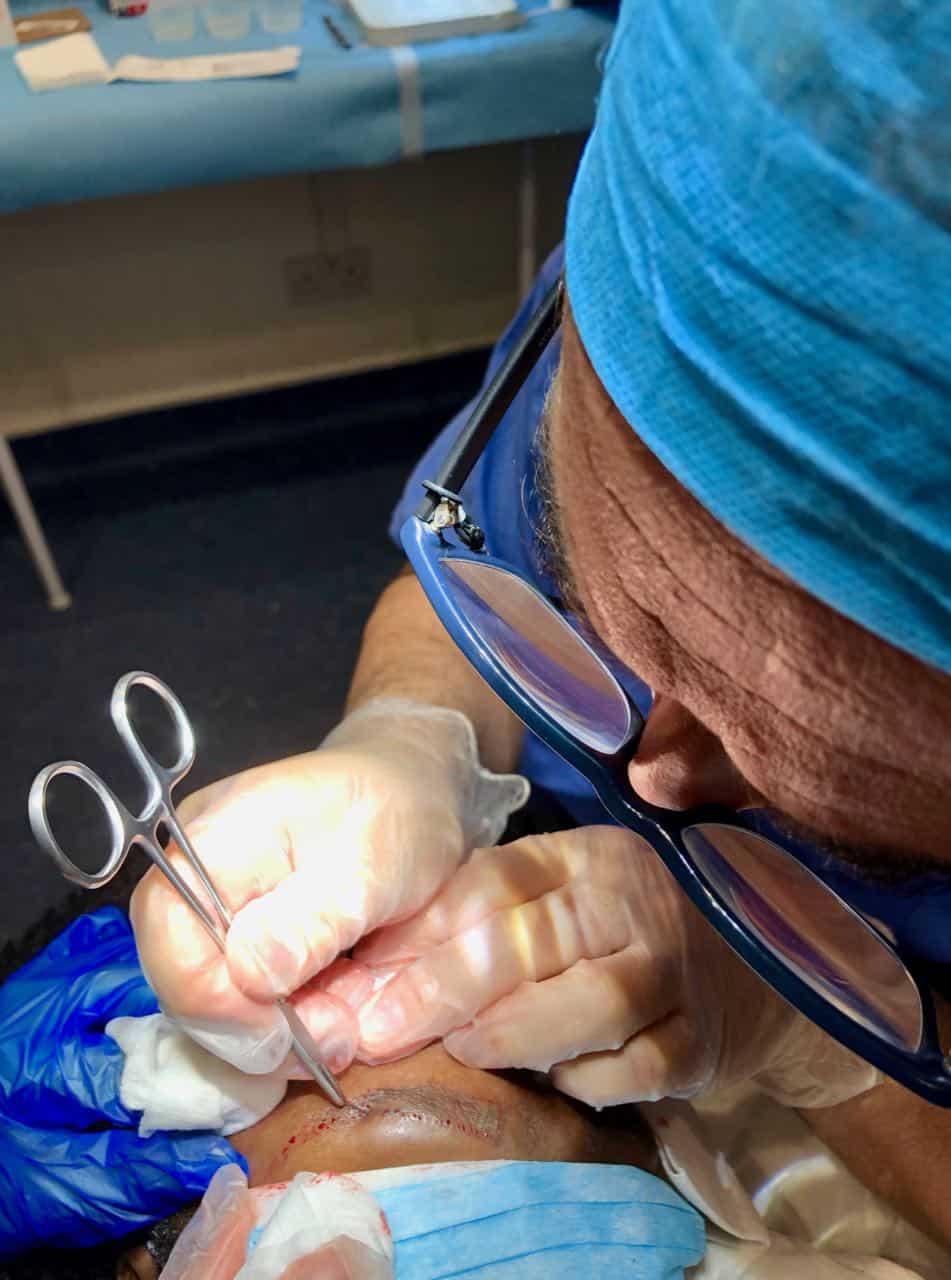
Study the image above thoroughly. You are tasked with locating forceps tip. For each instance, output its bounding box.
[321,1071,348,1109]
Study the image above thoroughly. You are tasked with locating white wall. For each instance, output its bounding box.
[0,137,582,439]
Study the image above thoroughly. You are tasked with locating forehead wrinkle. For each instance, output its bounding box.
[581,420,951,788]
[554,317,951,757]
[552,307,951,857]
[558,437,951,850]
[590,471,933,785]
[591,528,948,836]
[594,461,881,742]
[555,385,887,776]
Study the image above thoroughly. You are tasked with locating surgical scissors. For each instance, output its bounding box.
[28,670,346,1108]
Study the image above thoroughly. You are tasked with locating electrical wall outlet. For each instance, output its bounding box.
[283,248,372,307]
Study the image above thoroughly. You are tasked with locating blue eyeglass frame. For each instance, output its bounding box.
[399,277,951,1106]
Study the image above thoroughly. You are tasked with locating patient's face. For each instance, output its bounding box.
[234,1043,654,1184]
[120,1045,655,1277]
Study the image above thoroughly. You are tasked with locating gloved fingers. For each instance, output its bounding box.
[169,1001,293,1078]
[551,1012,707,1107]
[134,848,370,1076]
[0,1113,246,1256]
[357,877,641,1062]
[225,858,378,1001]
[174,771,248,827]
[132,861,295,1076]
[162,1163,255,1280]
[280,1236,395,1280]
[315,957,385,1010]
[175,968,363,1081]
[280,980,361,1078]
[223,761,501,1004]
[131,761,343,1031]
[442,946,680,1072]
[131,780,296,991]
[356,838,572,967]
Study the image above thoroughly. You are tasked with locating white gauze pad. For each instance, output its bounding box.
[236,1172,394,1280]
[106,1012,288,1138]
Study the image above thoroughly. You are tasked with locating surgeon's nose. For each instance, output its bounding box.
[627,695,751,811]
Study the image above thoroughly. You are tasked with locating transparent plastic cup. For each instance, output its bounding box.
[202,0,251,36]
[148,0,197,39]
[256,0,302,32]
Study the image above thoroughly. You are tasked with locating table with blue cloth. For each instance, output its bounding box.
[0,0,613,211]
[0,0,613,608]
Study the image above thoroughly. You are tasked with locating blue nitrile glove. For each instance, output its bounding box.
[0,907,247,1260]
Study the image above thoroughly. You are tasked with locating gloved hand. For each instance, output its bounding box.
[354,826,881,1109]
[0,908,244,1261]
[131,699,528,1076]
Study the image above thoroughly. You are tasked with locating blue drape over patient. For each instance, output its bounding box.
[376,1161,705,1278]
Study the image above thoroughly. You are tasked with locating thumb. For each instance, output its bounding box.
[174,774,244,827]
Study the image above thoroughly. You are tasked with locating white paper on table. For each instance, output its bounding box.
[112,47,300,81]
[15,34,300,92]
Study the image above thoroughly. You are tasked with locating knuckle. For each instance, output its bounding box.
[573,957,631,1023]
[568,881,635,955]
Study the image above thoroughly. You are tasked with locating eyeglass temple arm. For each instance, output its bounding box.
[416,277,564,523]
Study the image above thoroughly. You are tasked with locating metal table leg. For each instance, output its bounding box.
[0,436,72,611]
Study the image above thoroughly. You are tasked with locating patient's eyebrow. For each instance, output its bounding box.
[348,1085,504,1142]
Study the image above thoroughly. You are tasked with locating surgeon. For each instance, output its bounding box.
[121,0,951,1258]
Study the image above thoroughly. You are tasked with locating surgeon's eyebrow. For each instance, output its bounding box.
[535,368,586,619]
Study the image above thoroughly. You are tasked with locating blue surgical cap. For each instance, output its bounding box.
[375,1162,705,1278]
[566,0,951,673]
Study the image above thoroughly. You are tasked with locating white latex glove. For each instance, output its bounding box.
[130,699,528,1076]
[354,826,881,1109]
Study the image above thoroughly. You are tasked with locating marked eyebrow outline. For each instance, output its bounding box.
[340,1085,505,1143]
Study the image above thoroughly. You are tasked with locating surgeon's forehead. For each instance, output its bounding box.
[545,302,951,870]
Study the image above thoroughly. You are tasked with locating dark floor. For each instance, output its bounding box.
[0,351,486,946]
